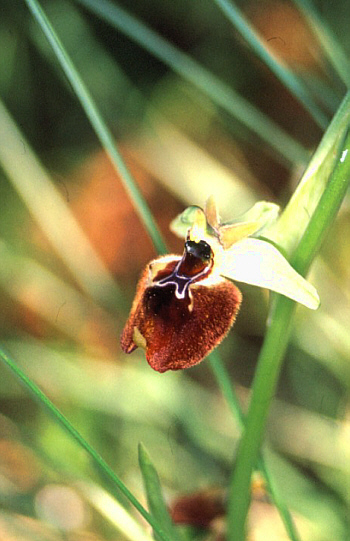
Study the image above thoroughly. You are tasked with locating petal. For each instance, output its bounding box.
[218,201,280,249]
[219,221,261,249]
[170,488,225,528]
[205,195,220,229]
[220,238,320,310]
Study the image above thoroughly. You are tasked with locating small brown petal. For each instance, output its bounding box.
[170,488,225,528]
[121,260,241,372]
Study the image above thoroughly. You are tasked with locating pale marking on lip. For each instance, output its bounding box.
[155,258,212,299]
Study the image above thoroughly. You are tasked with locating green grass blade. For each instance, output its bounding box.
[209,351,301,541]
[209,351,244,429]
[23,0,167,256]
[74,0,308,166]
[257,456,300,541]
[0,346,173,541]
[293,0,350,89]
[227,123,350,541]
[138,443,185,541]
[212,0,329,129]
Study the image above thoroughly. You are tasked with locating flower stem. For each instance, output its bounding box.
[209,351,301,541]
[227,125,350,541]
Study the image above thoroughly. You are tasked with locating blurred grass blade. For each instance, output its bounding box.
[209,351,301,541]
[74,0,308,166]
[138,443,185,541]
[23,0,167,256]
[293,0,350,89]
[212,0,329,128]
[209,351,244,429]
[0,98,122,309]
[0,239,114,343]
[227,121,350,541]
[266,91,350,255]
[77,481,155,541]
[0,346,173,541]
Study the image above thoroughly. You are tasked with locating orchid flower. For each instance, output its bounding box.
[121,198,319,373]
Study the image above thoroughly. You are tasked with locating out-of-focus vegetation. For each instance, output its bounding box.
[0,0,349,539]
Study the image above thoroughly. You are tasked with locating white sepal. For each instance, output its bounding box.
[220,238,320,310]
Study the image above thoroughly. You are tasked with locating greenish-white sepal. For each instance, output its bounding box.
[170,206,205,238]
[232,201,280,233]
[220,238,320,310]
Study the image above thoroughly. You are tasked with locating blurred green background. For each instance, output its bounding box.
[0,0,349,539]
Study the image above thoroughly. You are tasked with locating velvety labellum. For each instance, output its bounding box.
[121,240,242,372]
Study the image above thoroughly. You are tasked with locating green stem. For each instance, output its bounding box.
[0,346,173,541]
[23,0,167,256]
[228,299,295,541]
[227,127,350,540]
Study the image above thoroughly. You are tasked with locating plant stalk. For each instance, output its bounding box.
[227,125,350,540]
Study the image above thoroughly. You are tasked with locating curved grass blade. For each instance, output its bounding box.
[138,443,185,541]
[74,0,308,166]
[227,122,350,541]
[0,346,173,541]
[23,0,167,256]
[77,481,155,541]
[212,0,329,129]
[293,0,350,89]
[0,239,115,343]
